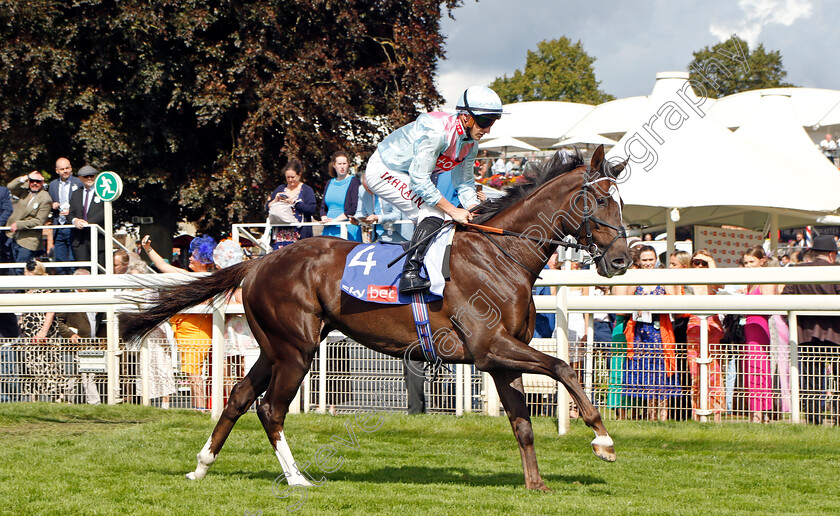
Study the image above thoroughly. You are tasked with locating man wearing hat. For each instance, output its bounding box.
[68,165,105,271]
[782,234,840,424]
[5,171,52,273]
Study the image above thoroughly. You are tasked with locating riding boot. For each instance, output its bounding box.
[399,216,445,294]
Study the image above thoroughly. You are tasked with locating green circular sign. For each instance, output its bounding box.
[95,171,123,202]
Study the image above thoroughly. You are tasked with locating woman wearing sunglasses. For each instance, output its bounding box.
[685,249,725,422]
[365,85,506,294]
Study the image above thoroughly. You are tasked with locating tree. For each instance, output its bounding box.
[0,0,463,235]
[688,35,793,98]
[489,37,613,105]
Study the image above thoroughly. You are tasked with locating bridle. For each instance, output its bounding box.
[579,174,627,265]
[461,166,627,277]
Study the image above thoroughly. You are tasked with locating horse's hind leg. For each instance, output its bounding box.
[186,354,271,480]
[491,370,549,491]
[256,357,314,487]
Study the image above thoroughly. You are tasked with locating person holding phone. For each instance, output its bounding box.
[266,158,317,249]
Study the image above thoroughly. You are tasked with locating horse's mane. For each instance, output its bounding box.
[472,149,584,224]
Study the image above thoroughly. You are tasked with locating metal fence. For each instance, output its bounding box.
[0,335,488,415]
[5,331,835,428]
[3,267,840,435]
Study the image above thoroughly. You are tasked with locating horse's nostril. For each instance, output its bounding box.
[611,257,627,269]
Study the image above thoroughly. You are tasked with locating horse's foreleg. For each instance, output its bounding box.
[187,354,271,480]
[490,371,549,491]
[554,358,616,461]
[477,333,615,462]
[256,359,314,487]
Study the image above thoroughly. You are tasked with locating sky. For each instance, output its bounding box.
[437,0,838,106]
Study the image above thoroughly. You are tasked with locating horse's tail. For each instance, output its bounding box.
[121,259,260,343]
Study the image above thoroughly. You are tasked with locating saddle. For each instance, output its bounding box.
[340,226,453,305]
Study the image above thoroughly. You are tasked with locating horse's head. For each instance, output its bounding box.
[568,145,631,278]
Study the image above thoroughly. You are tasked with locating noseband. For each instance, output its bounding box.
[579,174,627,265]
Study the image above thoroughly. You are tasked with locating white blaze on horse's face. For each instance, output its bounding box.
[608,183,625,228]
[584,176,623,228]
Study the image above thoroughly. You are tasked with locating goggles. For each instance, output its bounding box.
[471,113,501,129]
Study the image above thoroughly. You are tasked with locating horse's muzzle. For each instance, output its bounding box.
[596,253,630,278]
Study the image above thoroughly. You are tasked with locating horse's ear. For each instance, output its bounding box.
[589,145,605,172]
[608,159,628,178]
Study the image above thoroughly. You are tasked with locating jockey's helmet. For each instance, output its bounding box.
[456,86,506,128]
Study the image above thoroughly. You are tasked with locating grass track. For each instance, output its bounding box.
[1,403,839,515]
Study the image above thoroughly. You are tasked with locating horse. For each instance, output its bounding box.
[121,145,630,491]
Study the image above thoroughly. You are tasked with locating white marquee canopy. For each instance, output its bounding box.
[482,101,594,149]
[605,72,840,235]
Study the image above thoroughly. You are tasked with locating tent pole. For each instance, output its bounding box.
[666,209,676,262]
[770,213,779,256]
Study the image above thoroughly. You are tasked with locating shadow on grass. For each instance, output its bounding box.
[206,466,606,488]
[331,465,606,487]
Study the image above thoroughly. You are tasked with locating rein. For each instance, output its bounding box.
[459,221,588,278]
[460,171,626,278]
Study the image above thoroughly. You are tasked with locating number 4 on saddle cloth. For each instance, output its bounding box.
[340,225,454,305]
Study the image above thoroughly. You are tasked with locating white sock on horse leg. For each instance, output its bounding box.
[186,436,216,480]
[591,433,614,448]
[274,431,314,487]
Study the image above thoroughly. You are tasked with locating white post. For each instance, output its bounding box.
[319,338,327,414]
[339,222,347,240]
[105,203,114,274]
[584,314,594,402]
[455,364,464,416]
[210,303,225,421]
[106,206,117,400]
[484,371,500,416]
[140,336,150,406]
[90,224,99,275]
[289,384,302,414]
[106,309,118,405]
[556,285,570,435]
[698,316,710,422]
[302,371,311,413]
[464,365,472,413]
[789,312,800,424]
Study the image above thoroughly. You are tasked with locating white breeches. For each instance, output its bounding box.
[365,151,445,224]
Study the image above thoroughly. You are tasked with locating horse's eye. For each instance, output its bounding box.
[596,197,607,207]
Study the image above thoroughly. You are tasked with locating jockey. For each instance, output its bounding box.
[365,85,506,294]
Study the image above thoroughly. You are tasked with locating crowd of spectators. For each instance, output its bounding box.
[576,237,840,425]
[3,152,840,424]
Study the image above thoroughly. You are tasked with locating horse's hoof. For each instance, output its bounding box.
[186,470,206,481]
[286,475,315,487]
[530,482,551,492]
[591,434,616,462]
[592,444,617,462]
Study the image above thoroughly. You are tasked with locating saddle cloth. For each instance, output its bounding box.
[340,226,452,305]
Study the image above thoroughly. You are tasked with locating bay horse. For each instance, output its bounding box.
[121,145,630,491]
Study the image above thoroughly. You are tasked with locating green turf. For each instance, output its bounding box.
[0,403,838,515]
